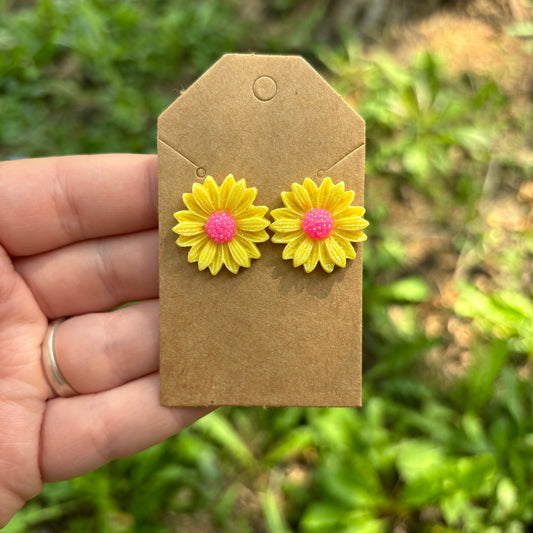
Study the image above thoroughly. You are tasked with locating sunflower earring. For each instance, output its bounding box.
[269,177,369,273]
[172,175,270,275]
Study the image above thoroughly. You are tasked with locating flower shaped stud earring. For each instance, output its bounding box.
[173,175,270,275]
[269,177,369,273]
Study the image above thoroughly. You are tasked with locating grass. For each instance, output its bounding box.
[2,0,532,531]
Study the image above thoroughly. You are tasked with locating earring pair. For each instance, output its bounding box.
[172,174,368,275]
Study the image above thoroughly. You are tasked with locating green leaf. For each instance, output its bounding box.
[506,21,533,38]
[464,340,510,410]
[377,277,431,302]
[454,455,497,496]
[261,489,291,533]
[265,426,315,463]
[300,503,342,532]
[196,411,255,467]
[497,478,518,514]
[395,440,445,484]
[403,144,431,178]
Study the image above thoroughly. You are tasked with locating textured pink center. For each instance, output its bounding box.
[302,208,334,240]
[205,211,237,243]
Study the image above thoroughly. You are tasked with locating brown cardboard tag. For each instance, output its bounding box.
[158,54,365,407]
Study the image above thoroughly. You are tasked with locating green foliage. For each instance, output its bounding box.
[456,284,533,353]
[0,0,256,156]
[2,1,532,532]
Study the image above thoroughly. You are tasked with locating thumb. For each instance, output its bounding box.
[0,244,46,362]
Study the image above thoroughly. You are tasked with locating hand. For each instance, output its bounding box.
[0,154,211,526]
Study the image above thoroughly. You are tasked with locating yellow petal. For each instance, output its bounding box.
[209,248,224,275]
[234,235,260,259]
[192,183,214,213]
[317,177,333,207]
[174,210,206,224]
[228,239,251,268]
[282,234,306,260]
[318,240,335,273]
[293,237,314,267]
[219,174,236,206]
[221,243,239,274]
[188,239,208,263]
[233,187,258,215]
[324,182,346,212]
[174,222,205,236]
[224,179,245,212]
[281,191,305,216]
[198,240,217,270]
[177,233,208,248]
[271,230,302,244]
[270,207,301,220]
[303,241,320,273]
[336,229,368,242]
[291,183,313,212]
[335,205,365,219]
[334,217,369,231]
[270,218,302,232]
[334,234,356,260]
[237,229,269,243]
[302,178,319,208]
[183,193,210,217]
[331,190,355,215]
[237,205,268,219]
[237,217,269,232]
[203,176,221,210]
[325,236,346,268]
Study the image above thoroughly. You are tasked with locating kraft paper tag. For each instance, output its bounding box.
[158,54,365,406]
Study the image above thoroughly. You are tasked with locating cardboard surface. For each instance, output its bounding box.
[158,54,365,406]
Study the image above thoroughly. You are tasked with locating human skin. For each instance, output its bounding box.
[0,154,211,526]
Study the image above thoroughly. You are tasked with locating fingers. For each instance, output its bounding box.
[14,230,157,318]
[51,300,159,395]
[40,373,212,482]
[0,154,157,257]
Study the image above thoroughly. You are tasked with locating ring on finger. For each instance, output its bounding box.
[42,318,79,398]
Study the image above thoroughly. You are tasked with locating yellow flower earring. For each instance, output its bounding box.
[173,175,270,275]
[269,177,369,273]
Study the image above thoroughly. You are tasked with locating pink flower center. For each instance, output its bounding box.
[302,208,334,240]
[205,211,237,243]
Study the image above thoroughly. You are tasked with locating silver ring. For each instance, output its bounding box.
[42,318,78,398]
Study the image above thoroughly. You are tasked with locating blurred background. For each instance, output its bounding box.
[1,0,532,531]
